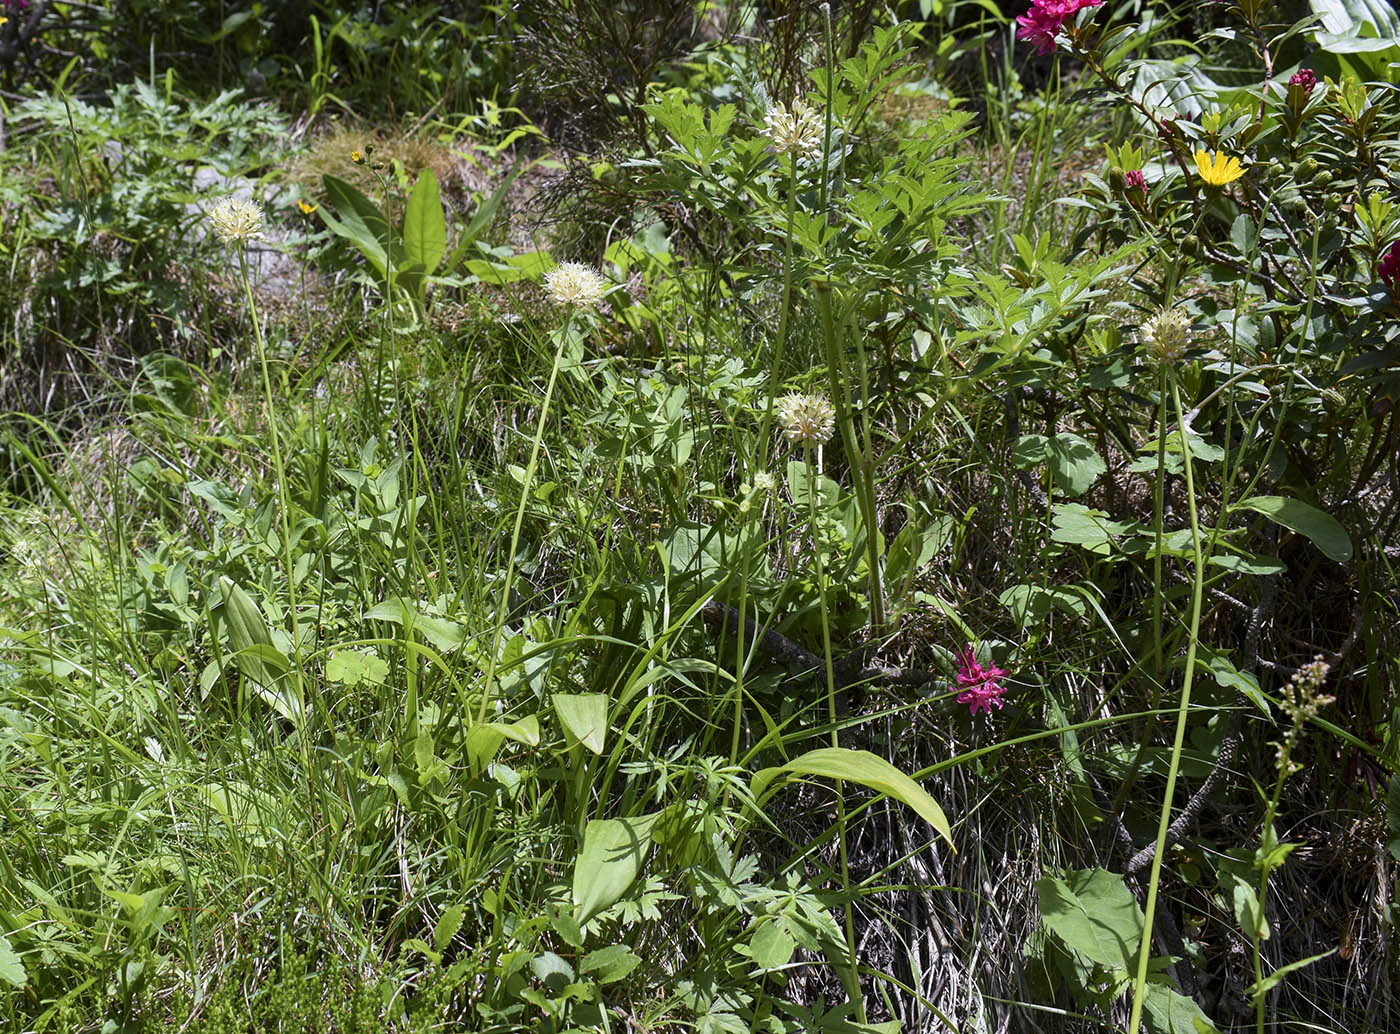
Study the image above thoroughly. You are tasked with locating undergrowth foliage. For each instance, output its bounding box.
[0,3,1397,1034]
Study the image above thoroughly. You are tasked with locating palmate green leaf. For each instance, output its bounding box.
[572,813,660,924]
[0,932,25,989]
[1236,495,1352,562]
[752,748,953,849]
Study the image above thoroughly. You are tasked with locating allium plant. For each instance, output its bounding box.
[544,261,609,309]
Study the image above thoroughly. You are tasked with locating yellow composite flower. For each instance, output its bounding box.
[1194,150,1246,187]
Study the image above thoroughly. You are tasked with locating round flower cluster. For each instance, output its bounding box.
[952,645,1009,718]
[776,392,836,446]
[1142,307,1191,366]
[748,471,778,496]
[763,99,824,161]
[1015,0,1102,56]
[207,196,264,247]
[544,262,608,309]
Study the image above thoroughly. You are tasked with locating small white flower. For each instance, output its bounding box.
[544,262,608,309]
[207,196,264,247]
[749,471,778,495]
[776,392,836,446]
[1141,307,1191,366]
[763,99,824,160]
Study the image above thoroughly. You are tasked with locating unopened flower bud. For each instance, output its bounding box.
[1379,240,1400,298]
[1287,69,1316,115]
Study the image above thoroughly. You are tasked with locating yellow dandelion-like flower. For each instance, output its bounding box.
[1194,150,1246,187]
[1141,306,1192,366]
[207,196,264,247]
[544,262,608,309]
[776,393,836,446]
[763,99,824,160]
[297,199,318,215]
[351,149,365,165]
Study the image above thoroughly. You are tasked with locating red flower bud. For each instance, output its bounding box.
[1380,240,1400,297]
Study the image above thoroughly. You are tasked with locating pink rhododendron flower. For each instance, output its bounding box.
[953,645,1008,718]
[1288,68,1316,97]
[1380,240,1400,297]
[1124,169,1147,192]
[1016,0,1102,55]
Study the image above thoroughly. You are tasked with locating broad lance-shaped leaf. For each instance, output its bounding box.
[0,931,25,989]
[752,748,953,849]
[402,168,446,277]
[1236,495,1352,563]
[572,813,660,924]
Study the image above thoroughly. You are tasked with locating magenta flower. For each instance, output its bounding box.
[1016,0,1103,56]
[1124,169,1147,192]
[1380,240,1400,297]
[1288,68,1316,97]
[953,645,1009,718]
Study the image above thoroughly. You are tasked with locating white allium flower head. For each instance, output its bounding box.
[207,196,264,247]
[544,262,608,309]
[1142,306,1191,366]
[777,392,836,446]
[749,471,778,495]
[763,99,824,160]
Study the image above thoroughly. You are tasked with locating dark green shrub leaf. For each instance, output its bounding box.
[1236,495,1352,562]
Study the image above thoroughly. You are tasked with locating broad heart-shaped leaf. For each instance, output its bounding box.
[752,748,953,849]
[554,693,609,754]
[1142,981,1220,1034]
[466,715,541,769]
[402,169,446,278]
[572,813,660,924]
[749,918,796,971]
[1236,495,1352,563]
[1035,867,1142,969]
[0,931,25,989]
[364,597,465,652]
[1047,433,1106,497]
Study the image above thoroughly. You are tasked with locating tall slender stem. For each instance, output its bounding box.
[1129,371,1207,1034]
[477,316,577,725]
[805,444,864,1023]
